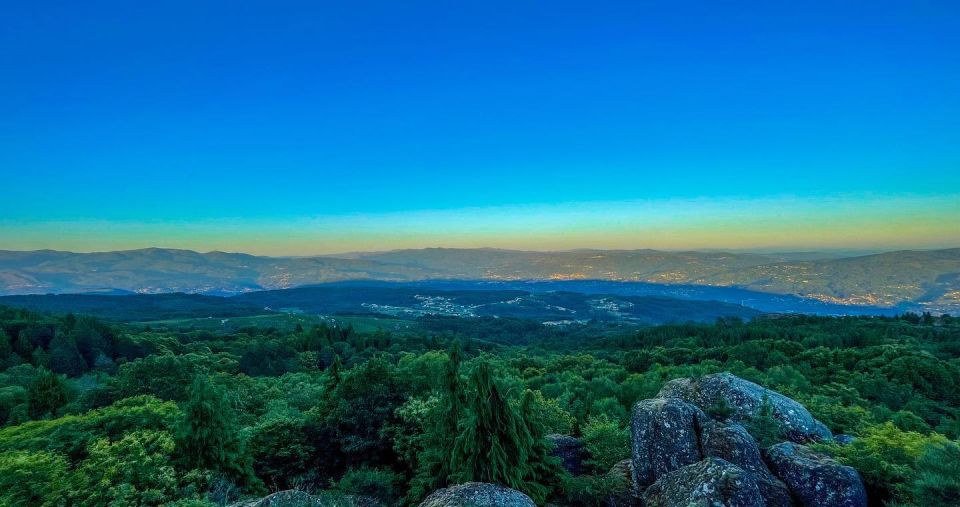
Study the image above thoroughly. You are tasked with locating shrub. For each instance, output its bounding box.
[581,414,629,472]
[0,450,68,506]
[332,467,403,506]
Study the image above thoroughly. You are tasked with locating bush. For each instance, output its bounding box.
[557,473,628,507]
[248,415,315,489]
[580,414,629,472]
[911,439,960,505]
[69,430,180,506]
[332,467,403,506]
[0,395,179,462]
[0,450,68,506]
[815,422,933,504]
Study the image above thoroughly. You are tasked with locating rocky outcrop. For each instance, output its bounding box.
[765,443,867,507]
[418,483,536,507]
[642,458,765,507]
[630,397,708,490]
[658,373,832,443]
[630,373,869,507]
[700,421,793,506]
[547,434,588,476]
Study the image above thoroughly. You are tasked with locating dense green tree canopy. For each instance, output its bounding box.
[0,305,957,506]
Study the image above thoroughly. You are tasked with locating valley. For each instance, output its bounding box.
[2,248,957,315]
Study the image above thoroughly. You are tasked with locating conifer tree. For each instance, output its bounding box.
[408,341,464,501]
[27,368,68,419]
[450,362,553,503]
[442,340,463,444]
[328,354,343,387]
[747,394,783,448]
[517,389,558,500]
[174,375,258,488]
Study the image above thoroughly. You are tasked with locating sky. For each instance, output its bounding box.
[1,1,958,255]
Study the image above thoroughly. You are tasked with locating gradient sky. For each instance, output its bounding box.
[2,1,958,254]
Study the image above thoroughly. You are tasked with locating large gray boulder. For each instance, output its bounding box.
[642,458,765,507]
[419,483,536,507]
[547,434,588,476]
[765,443,867,507]
[700,421,793,506]
[631,397,708,490]
[659,372,832,443]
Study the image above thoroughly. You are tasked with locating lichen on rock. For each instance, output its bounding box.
[418,482,536,507]
[764,442,867,507]
[641,457,765,507]
[658,372,833,443]
[630,397,708,490]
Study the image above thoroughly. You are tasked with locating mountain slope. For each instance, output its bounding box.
[1,247,957,312]
[697,248,960,310]
[0,248,444,295]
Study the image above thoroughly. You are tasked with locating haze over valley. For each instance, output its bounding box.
[2,247,958,315]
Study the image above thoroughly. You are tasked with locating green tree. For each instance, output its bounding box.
[581,414,630,472]
[320,355,408,467]
[332,467,403,506]
[47,334,86,376]
[517,389,559,502]
[911,439,960,505]
[27,368,69,419]
[747,395,783,448]
[174,376,258,489]
[247,416,314,490]
[408,342,465,500]
[816,422,928,504]
[0,385,28,426]
[70,430,181,506]
[444,341,464,440]
[524,390,575,435]
[451,362,553,503]
[0,450,68,506]
[328,354,343,387]
[0,328,14,369]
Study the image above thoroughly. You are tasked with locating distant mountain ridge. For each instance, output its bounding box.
[1,247,958,312]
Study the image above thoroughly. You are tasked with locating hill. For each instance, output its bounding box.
[1,247,958,312]
[0,283,760,323]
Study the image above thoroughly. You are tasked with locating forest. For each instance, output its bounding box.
[0,306,958,506]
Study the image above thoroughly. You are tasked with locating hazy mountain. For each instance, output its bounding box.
[1,247,957,312]
[0,247,441,296]
[696,248,960,311]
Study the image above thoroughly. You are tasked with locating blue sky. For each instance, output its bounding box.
[1,1,958,253]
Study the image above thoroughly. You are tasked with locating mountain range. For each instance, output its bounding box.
[1,247,958,313]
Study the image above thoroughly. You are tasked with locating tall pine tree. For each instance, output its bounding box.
[442,340,463,451]
[174,375,259,489]
[408,341,464,501]
[450,362,553,503]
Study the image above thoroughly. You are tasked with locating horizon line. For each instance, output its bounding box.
[3,244,959,259]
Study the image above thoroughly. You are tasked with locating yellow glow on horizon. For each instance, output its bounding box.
[2,194,958,255]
